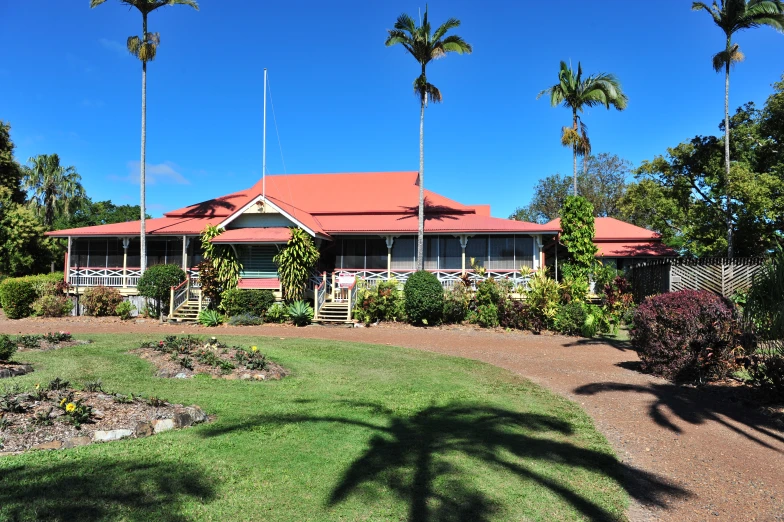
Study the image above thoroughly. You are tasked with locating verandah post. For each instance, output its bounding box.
[182,235,189,274]
[458,235,469,275]
[122,237,130,288]
[385,236,395,279]
[66,236,72,285]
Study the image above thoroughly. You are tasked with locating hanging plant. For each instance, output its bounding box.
[273,228,319,302]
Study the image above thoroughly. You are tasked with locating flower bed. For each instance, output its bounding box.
[134,335,288,381]
[13,332,91,352]
[0,378,207,455]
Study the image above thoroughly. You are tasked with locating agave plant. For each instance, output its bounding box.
[198,309,223,327]
[287,301,314,327]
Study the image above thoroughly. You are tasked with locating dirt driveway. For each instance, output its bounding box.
[2,316,783,522]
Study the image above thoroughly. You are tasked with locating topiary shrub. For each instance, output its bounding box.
[32,294,73,317]
[82,286,124,316]
[0,335,16,361]
[136,264,186,317]
[221,289,276,318]
[404,271,444,326]
[631,289,739,383]
[0,278,38,319]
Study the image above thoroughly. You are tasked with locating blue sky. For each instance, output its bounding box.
[1,0,783,219]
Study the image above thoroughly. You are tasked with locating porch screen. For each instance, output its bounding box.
[365,238,387,270]
[70,239,89,267]
[391,237,416,270]
[238,245,278,278]
[488,236,515,269]
[515,237,534,269]
[106,239,124,267]
[338,239,364,269]
[440,237,462,270]
[465,236,488,268]
[423,238,438,270]
[147,240,168,266]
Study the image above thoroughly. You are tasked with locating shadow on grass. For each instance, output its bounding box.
[0,458,215,521]
[574,382,784,452]
[200,402,688,521]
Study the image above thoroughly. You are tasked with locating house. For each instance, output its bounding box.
[543,217,677,273]
[46,172,559,302]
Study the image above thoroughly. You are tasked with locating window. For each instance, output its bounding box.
[126,239,141,268]
[391,237,416,270]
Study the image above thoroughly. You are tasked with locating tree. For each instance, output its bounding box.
[559,196,598,277]
[90,0,199,273]
[509,153,630,223]
[385,7,472,270]
[199,224,242,305]
[0,121,24,205]
[538,62,628,196]
[0,204,51,276]
[22,154,85,228]
[692,0,784,258]
[53,199,150,230]
[273,228,319,302]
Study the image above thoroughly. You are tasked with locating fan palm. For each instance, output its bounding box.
[23,154,85,228]
[538,62,627,196]
[692,0,784,259]
[90,0,199,272]
[385,7,472,271]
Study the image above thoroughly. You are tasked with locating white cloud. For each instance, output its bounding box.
[109,161,190,185]
[99,38,128,57]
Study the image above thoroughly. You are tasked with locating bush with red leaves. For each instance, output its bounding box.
[631,289,739,383]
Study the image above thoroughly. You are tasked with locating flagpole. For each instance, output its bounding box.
[262,68,267,201]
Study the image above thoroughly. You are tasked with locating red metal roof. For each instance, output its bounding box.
[316,213,558,234]
[595,240,677,258]
[210,228,291,243]
[545,217,676,258]
[46,217,221,237]
[547,217,660,240]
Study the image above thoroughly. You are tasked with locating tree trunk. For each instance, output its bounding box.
[572,110,578,196]
[724,55,733,259]
[140,14,148,273]
[417,92,425,272]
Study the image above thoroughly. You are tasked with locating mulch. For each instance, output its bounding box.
[1,315,783,522]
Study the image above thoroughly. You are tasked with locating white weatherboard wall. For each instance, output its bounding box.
[229,213,294,228]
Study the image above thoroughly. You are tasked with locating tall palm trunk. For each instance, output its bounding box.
[417,90,425,271]
[572,110,578,196]
[724,42,733,259]
[139,13,148,273]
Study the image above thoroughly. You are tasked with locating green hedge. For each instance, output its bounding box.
[404,271,444,325]
[221,289,276,318]
[0,272,65,319]
[137,265,186,316]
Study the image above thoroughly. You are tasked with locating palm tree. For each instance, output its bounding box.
[538,62,627,197]
[23,154,85,228]
[90,0,199,272]
[385,7,472,271]
[692,0,784,259]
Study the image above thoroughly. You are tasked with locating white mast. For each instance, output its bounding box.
[262,68,267,201]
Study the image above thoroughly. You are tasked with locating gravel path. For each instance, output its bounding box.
[3,316,783,521]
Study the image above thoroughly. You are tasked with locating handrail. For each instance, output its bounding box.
[169,278,191,318]
[346,279,358,322]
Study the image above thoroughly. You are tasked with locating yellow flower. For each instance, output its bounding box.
[60,398,67,407]
[251,346,258,352]
[65,403,76,413]
[35,383,40,390]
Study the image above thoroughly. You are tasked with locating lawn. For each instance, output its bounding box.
[0,334,629,521]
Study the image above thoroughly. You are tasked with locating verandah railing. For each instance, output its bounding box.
[331,269,533,290]
[68,267,200,288]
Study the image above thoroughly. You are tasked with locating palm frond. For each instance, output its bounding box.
[393,13,417,35]
[439,35,473,54]
[127,35,141,57]
[89,0,108,7]
[712,44,744,71]
[432,17,460,41]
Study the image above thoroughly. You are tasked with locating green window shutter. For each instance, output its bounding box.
[239,245,279,279]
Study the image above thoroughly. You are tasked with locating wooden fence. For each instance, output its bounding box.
[626,257,765,302]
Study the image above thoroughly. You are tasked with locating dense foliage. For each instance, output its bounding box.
[82,286,124,317]
[221,289,276,318]
[404,271,444,325]
[353,281,405,324]
[32,294,73,317]
[273,228,319,302]
[0,273,65,319]
[199,225,242,306]
[559,196,598,277]
[631,290,739,382]
[0,335,17,361]
[136,264,186,316]
[288,300,314,327]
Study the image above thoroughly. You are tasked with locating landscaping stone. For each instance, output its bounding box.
[32,440,63,451]
[63,436,91,449]
[174,373,189,379]
[92,429,134,442]
[253,374,266,381]
[135,421,154,438]
[0,364,33,379]
[184,406,207,424]
[152,418,175,433]
[241,373,252,380]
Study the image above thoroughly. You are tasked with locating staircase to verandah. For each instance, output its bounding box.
[313,272,356,324]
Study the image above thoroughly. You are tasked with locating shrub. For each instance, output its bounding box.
[137,264,186,316]
[82,286,123,316]
[498,299,541,332]
[443,284,470,323]
[32,294,73,317]
[475,278,502,307]
[288,300,314,326]
[631,290,739,383]
[228,313,263,326]
[115,300,136,320]
[474,303,499,328]
[198,309,223,327]
[554,301,587,336]
[524,269,560,328]
[273,228,320,302]
[354,280,405,324]
[221,288,276,318]
[560,196,597,277]
[0,335,16,361]
[404,271,444,325]
[0,278,37,319]
[266,302,289,323]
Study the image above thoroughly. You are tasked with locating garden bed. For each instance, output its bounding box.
[134,335,289,381]
[0,378,207,455]
[13,332,91,352]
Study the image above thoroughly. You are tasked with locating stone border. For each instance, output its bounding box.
[0,364,34,379]
[0,405,207,457]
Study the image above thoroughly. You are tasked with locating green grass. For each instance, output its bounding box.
[0,334,631,521]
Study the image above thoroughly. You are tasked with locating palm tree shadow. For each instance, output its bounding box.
[199,403,689,521]
[0,457,215,521]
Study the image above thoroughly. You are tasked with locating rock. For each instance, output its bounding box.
[156,369,173,378]
[92,429,134,442]
[32,440,63,451]
[63,436,91,449]
[135,422,154,438]
[271,372,281,381]
[174,373,188,379]
[0,369,11,379]
[48,409,64,419]
[253,374,266,381]
[173,411,194,428]
[240,373,252,380]
[184,406,207,424]
[353,323,365,328]
[152,418,175,433]
[92,409,105,420]
[223,374,238,380]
